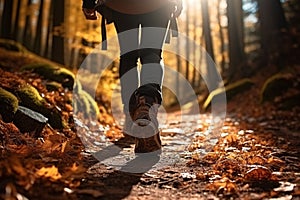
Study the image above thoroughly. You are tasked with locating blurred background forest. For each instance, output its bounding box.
[0,0,300,108]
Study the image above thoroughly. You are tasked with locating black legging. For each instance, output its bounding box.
[112,5,172,112]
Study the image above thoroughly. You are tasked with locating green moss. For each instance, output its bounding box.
[0,87,19,122]
[81,90,100,118]
[21,63,55,76]
[56,67,75,89]
[0,39,28,53]
[225,79,254,97]
[73,89,100,119]
[260,73,294,103]
[16,84,65,129]
[21,63,75,89]
[46,81,62,91]
[73,79,82,93]
[16,84,45,109]
[78,91,90,115]
[203,78,254,111]
[72,79,99,118]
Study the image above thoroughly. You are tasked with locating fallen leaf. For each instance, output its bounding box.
[61,140,68,153]
[214,159,241,175]
[247,155,266,165]
[36,165,62,180]
[245,166,272,181]
[206,177,238,195]
[224,133,238,145]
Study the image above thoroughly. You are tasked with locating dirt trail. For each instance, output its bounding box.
[79,112,228,199]
[78,109,300,200]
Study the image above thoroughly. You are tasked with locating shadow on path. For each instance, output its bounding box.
[80,136,161,199]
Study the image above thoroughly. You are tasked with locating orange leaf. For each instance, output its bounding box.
[36,165,62,180]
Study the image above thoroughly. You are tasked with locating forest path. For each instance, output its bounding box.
[86,109,217,172]
[78,107,300,200]
[79,111,229,199]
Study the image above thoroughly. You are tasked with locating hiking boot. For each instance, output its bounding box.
[134,133,162,153]
[130,94,162,153]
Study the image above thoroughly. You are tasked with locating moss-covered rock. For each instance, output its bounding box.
[73,79,100,119]
[46,81,62,91]
[16,84,45,109]
[203,78,254,111]
[0,39,28,53]
[73,79,83,93]
[0,87,19,122]
[260,73,294,103]
[46,109,66,130]
[82,90,100,118]
[21,63,75,90]
[15,84,65,129]
[73,89,100,119]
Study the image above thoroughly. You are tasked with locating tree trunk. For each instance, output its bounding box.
[34,0,44,54]
[23,0,33,49]
[185,2,190,81]
[227,0,245,80]
[257,0,287,62]
[191,2,198,88]
[217,0,226,74]
[45,0,53,59]
[11,0,18,35]
[14,0,29,43]
[201,0,219,90]
[1,0,14,38]
[201,0,215,62]
[51,0,64,64]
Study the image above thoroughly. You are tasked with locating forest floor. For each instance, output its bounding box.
[0,44,300,200]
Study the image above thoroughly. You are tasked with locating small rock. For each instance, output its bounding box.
[13,106,48,137]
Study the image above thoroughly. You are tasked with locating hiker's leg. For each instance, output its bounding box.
[113,12,140,112]
[139,5,171,92]
[129,6,171,153]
